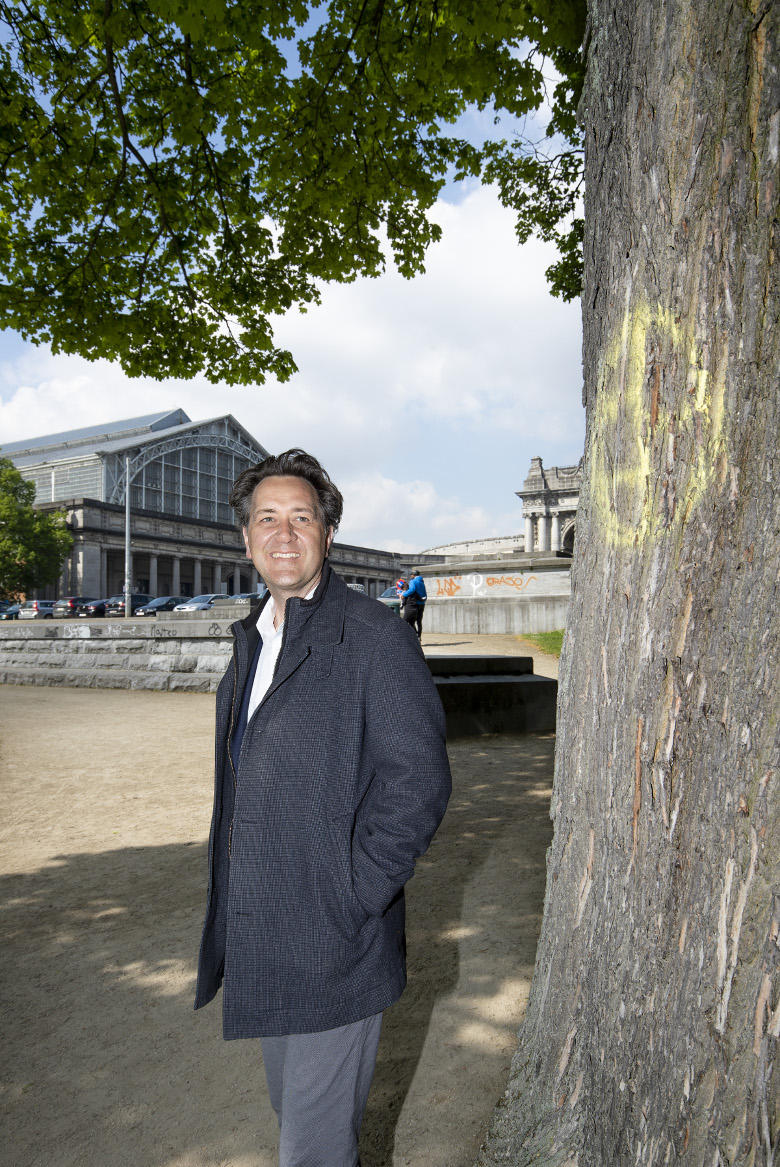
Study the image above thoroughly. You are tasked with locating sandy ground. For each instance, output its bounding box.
[0,633,555,1167]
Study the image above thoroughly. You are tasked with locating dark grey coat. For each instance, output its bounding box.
[194,563,451,1038]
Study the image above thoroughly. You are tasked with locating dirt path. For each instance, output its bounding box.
[0,682,554,1167]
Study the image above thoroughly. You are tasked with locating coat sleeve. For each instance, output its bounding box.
[351,619,452,916]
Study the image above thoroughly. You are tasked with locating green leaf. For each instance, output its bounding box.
[0,0,586,381]
[0,459,74,596]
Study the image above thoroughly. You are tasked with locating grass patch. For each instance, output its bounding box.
[522,630,564,657]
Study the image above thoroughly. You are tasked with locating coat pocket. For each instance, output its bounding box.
[324,812,370,936]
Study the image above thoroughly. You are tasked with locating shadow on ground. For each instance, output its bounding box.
[362,736,554,1166]
[0,734,554,1167]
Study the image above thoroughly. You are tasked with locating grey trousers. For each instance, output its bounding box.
[260,1013,383,1167]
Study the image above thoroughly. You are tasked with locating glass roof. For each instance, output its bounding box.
[0,409,189,457]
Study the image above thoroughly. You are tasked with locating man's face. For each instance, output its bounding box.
[242,475,333,604]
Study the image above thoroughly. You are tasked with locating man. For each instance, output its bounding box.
[400,570,427,638]
[194,450,451,1167]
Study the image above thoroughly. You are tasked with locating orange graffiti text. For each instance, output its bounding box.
[486,575,537,591]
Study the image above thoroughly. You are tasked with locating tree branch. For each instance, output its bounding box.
[102,0,196,304]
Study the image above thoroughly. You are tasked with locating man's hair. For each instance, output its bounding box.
[229,449,343,534]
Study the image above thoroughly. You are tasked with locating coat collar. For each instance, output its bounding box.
[234,560,346,648]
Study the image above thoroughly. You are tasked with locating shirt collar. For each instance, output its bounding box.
[257,594,280,641]
[258,583,318,640]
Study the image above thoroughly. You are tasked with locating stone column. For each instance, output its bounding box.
[193,559,202,596]
[539,515,551,551]
[100,548,107,597]
[213,564,222,593]
[149,555,158,597]
[251,568,259,592]
[78,543,102,597]
[525,514,534,553]
[172,556,181,596]
[233,565,241,594]
[551,513,561,552]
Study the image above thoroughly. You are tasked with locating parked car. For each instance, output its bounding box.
[53,596,96,618]
[377,586,401,615]
[227,590,267,604]
[173,593,229,612]
[104,593,152,616]
[18,599,55,619]
[0,600,20,620]
[77,596,120,617]
[135,596,186,616]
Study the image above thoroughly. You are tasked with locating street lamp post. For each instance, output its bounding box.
[124,454,132,619]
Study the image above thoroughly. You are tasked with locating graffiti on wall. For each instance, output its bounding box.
[486,575,537,591]
[435,576,462,597]
[433,573,538,598]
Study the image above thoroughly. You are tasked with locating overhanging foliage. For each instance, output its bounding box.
[0,0,584,384]
[0,458,73,596]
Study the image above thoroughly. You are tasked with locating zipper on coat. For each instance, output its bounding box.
[226,633,240,856]
[233,612,293,776]
[227,610,273,855]
[228,609,300,846]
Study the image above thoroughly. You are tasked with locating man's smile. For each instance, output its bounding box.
[242,476,333,608]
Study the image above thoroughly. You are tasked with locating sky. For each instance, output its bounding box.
[0,183,584,553]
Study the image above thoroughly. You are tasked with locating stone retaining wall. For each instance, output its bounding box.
[0,618,234,691]
[423,595,569,634]
[0,619,558,735]
[423,552,571,633]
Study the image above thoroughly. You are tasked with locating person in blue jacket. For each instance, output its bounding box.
[195,450,451,1167]
[400,570,427,638]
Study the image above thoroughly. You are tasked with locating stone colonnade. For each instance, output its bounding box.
[524,512,564,553]
[77,547,385,599]
[50,501,404,602]
[145,553,262,597]
[517,456,582,556]
[94,549,261,599]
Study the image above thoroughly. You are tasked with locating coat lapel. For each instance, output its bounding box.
[264,642,311,703]
[232,563,345,712]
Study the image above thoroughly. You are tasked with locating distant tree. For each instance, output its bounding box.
[0,0,584,384]
[0,459,73,597]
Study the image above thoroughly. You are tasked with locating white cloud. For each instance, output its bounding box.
[338,472,521,553]
[263,185,582,444]
[0,185,583,548]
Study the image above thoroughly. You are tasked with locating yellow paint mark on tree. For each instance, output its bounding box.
[589,298,728,548]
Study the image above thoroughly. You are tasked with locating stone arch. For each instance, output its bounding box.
[107,432,259,504]
[561,518,576,554]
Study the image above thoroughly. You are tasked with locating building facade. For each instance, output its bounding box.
[516,456,582,554]
[1,411,409,600]
[421,456,583,563]
[418,533,525,560]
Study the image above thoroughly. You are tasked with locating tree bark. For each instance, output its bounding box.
[477,1,778,1163]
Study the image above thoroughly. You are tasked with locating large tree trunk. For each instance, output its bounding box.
[477,1,778,1163]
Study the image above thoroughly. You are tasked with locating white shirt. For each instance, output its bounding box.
[245,585,317,723]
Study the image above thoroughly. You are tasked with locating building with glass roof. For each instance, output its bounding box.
[1,410,409,600]
[2,408,266,524]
